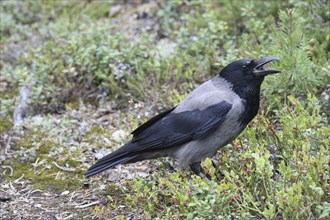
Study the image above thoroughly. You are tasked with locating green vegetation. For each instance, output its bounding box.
[1,0,329,219]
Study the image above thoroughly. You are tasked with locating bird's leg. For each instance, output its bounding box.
[189,162,211,180]
[212,160,225,177]
[163,161,175,171]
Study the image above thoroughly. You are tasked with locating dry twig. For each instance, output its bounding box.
[75,201,100,209]
[52,162,76,172]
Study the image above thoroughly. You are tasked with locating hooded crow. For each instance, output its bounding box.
[85,57,280,178]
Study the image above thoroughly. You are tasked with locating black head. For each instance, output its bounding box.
[219,56,281,98]
[219,57,281,125]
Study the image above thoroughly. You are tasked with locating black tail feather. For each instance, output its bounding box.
[85,142,140,178]
[85,155,137,177]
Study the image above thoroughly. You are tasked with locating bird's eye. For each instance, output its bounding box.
[243,60,252,69]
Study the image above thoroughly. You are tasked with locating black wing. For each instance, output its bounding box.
[127,101,232,153]
[131,106,176,137]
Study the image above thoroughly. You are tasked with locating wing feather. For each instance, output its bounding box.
[128,101,232,153]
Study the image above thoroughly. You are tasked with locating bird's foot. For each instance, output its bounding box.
[190,161,225,180]
[189,162,211,180]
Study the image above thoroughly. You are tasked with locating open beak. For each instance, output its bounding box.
[253,56,281,77]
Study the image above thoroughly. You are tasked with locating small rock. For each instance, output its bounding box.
[98,184,106,190]
[321,91,329,101]
[0,155,6,162]
[34,204,42,208]
[82,180,90,188]
[95,151,105,160]
[0,193,11,202]
[111,130,127,142]
[109,5,122,17]
[60,190,70,196]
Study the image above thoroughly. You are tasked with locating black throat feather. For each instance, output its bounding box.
[231,80,263,126]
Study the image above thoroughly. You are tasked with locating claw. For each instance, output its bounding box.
[189,162,211,180]
[190,161,225,180]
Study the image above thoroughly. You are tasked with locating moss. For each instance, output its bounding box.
[67,159,81,168]
[0,117,13,132]
[9,162,34,179]
[102,184,120,195]
[88,125,105,135]
[32,174,82,191]
[36,140,53,155]
[17,130,43,148]
[65,97,81,110]
[0,87,18,100]
[7,130,84,192]
[9,162,82,192]
[84,125,112,148]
